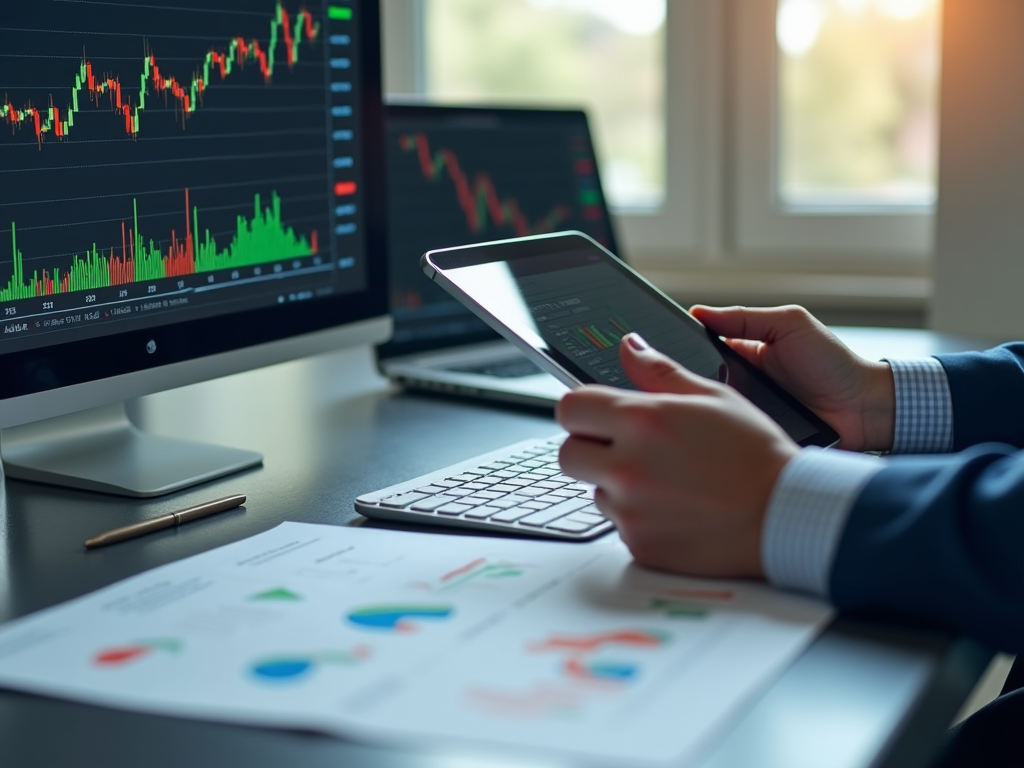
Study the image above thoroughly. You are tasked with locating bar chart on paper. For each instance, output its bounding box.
[0,523,832,766]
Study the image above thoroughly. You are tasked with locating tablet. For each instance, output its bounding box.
[421,231,840,448]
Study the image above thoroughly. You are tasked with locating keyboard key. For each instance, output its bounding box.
[519,510,573,527]
[491,470,519,479]
[484,498,523,510]
[521,460,547,468]
[518,497,592,527]
[532,468,560,477]
[567,483,594,493]
[552,489,585,498]
[514,488,550,498]
[415,485,448,494]
[545,520,595,534]
[489,507,538,523]
[450,474,483,482]
[503,478,534,487]
[488,484,519,493]
[522,501,552,510]
[462,496,498,506]
[431,479,463,489]
[437,503,473,516]
[480,462,513,470]
[535,494,565,504]
[410,496,459,512]
[535,480,567,490]
[380,492,429,508]
[566,511,605,525]
[464,508,499,520]
[472,490,507,500]
[519,473,549,482]
[463,482,488,491]
[446,488,474,498]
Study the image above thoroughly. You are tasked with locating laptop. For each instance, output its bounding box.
[379,104,623,408]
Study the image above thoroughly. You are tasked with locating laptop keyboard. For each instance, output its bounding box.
[354,436,612,541]
[445,357,542,379]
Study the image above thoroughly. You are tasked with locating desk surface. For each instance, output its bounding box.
[0,329,993,768]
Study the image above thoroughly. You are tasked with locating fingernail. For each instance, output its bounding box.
[625,333,650,351]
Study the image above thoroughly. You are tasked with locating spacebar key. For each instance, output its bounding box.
[518,498,592,527]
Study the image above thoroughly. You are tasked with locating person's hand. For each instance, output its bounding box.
[690,305,895,452]
[556,334,800,579]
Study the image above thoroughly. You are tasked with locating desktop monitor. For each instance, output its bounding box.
[0,0,390,496]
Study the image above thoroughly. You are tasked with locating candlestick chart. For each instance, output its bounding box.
[1,0,361,352]
[2,3,320,149]
[398,133,572,239]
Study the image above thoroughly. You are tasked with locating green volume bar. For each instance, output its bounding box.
[0,192,315,301]
[328,6,353,20]
[193,192,313,272]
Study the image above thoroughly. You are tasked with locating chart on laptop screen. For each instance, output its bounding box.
[0,0,366,354]
[384,112,615,348]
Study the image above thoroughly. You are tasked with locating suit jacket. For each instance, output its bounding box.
[828,344,1024,767]
[830,343,1024,652]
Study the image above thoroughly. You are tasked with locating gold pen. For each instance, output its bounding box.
[84,494,246,549]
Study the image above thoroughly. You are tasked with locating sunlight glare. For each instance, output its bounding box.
[777,0,827,58]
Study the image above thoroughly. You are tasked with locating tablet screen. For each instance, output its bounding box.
[427,234,839,448]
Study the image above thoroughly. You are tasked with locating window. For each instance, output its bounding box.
[732,0,941,258]
[421,0,667,211]
[777,0,941,207]
[384,0,943,302]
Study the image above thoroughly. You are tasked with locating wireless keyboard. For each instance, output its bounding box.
[354,436,612,541]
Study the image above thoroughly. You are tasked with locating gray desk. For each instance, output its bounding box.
[0,330,994,768]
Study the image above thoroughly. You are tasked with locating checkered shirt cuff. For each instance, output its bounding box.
[763,448,884,597]
[886,358,954,454]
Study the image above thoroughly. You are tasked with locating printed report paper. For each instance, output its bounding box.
[0,522,832,766]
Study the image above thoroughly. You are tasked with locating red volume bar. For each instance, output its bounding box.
[334,181,358,196]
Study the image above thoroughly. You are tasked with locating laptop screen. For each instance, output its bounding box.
[380,105,620,358]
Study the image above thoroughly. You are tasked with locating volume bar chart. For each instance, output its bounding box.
[2,191,317,301]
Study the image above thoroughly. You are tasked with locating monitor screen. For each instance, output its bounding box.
[1,0,387,403]
[381,105,618,358]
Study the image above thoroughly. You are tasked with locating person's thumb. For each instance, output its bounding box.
[619,333,720,395]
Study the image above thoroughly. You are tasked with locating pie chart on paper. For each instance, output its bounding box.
[346,604,454,633]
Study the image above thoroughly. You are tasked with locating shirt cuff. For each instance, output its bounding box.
[886,358,954,454]
[763,448,884,597]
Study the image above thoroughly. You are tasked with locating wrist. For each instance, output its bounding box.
[860,361,896,452]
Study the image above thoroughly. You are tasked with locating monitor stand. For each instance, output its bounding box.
[0,402,262,498]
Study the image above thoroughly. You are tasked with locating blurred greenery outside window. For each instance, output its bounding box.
[422,0,666,211]
[776,0,942,207]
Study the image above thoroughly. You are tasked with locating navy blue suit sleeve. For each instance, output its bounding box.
[936,343,1024,449]
[830,445,1024,653]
